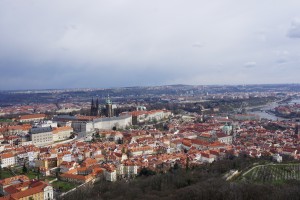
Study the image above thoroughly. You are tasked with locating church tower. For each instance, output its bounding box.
[106,95,113,117]
[90,98,99,116]
[96,99,99,114]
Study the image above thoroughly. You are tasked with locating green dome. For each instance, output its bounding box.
[222,124,232,132]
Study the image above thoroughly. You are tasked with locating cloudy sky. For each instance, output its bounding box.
[1,0,300,90]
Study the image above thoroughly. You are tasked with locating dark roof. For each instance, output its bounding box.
[30,127,52,134]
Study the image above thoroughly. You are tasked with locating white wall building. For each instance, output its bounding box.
[44,185,54,200]
[0,153,15,168]
[52,126,73,141]
[30,127,53,147]
[104,169,117,182]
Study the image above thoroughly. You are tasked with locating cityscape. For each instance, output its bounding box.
[1,1,300,200]
[0,85,300,199]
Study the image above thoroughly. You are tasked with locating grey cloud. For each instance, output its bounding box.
[192,43,205,48]
[287,18,300,38]
[1,1,300,90]
[276,58,288,64]
[244,62,257,68]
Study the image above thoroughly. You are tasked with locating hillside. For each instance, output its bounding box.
[60,157,300,200]
[240,164,300,183]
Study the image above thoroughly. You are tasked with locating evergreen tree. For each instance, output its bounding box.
[117,137,123,144]
[22,163,28,174]
[186,157,190,171]
[0,160,2,179]
[37,168,40,180]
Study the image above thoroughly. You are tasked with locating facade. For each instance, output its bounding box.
[30,127,53,147]
[104,169,117,182]
[93,115,132,130]
[201,153,215,163]
[36,121,58,128]
[216,132,233,145]
[72,121,94,132]
[35,158,57,169]
[55,114,132,132]
[71,115,132,132]
[52,126,73,142]
[0,153,15,168]
[273,154,283,163]
[100,131,123,142]
[60,173,93,184]
[44,185,54,200]
[123,165,138,178]
[131,110,171,125]
[129,146,154,157]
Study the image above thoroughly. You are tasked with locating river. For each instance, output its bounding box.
[246,99,300,121]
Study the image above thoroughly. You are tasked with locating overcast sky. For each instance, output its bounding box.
[1,0,300,90]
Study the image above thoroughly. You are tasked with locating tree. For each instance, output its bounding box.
[117,137,123,144]
[186,157,190,172]
[22,163,28,174]
[37,168,40,180]
[139,167,156,176]
[56,167,60,179]
[0,160,2,179]
[173,162,180,170]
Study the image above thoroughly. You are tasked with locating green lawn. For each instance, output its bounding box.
[0,169,15,179]
[11,168,39,180]
[43,176,57,182]
[51,180,78,192]
[0,119,12,122]
[25,171,39,179]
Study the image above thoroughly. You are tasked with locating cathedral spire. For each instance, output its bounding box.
[96,98,99,115]
[91,98,96,116]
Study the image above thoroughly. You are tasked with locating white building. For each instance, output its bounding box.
[36,120,58,128]
[201,153,215,163]
[93,115,132,130]
[30,127,53,147]
[52,126,73,141]
[0,153,15,168]
[216,132,233,145]
[104,167,117,182]
[71,121,94,132]
[44,185,54,200]
[273,154,283,163]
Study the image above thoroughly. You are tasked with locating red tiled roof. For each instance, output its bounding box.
[19,114,46,120]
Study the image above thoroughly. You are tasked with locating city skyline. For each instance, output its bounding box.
[1,0,300,90]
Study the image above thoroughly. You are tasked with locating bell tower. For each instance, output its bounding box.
[106,95,113,117]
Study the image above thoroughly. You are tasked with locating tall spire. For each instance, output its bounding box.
[91,98,95,116]
[96,99,99,116]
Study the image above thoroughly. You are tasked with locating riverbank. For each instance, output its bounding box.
[247,98,300,121]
